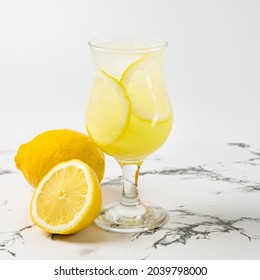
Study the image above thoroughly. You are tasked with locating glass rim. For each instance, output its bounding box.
[88,36,168,53]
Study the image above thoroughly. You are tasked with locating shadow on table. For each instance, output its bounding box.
[51,184,124,244]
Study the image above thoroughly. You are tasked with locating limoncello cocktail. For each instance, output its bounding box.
[86,50,173,162]
[85,37,173,233]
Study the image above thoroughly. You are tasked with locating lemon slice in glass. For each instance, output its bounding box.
[30,159,102,234]
[86,70,130,146]
[121,54,172,122]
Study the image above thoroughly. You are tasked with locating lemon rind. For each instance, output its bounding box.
[120,54,172,123]
[86,70,131,147]
[30,159,101,234]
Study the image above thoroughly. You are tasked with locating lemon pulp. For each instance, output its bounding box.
[86,70,130,146]
[30,159,102,234]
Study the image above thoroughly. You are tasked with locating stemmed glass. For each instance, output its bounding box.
[86,36,173,233]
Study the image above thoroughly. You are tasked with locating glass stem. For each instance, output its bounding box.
[117,161,143,207]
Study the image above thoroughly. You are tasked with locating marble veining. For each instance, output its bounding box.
[0,168,15,176]
[228,143,260,166]
[0,225,34,257]
[132,208,260,249]
[0,142,259,259]
[104,164,260,193]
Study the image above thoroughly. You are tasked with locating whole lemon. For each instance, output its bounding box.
[15,129,105,188]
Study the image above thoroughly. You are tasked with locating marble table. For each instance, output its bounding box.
[0,140,260,260]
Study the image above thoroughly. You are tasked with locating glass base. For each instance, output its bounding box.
[95,201,167,233]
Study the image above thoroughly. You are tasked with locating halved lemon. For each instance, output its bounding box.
[30,159,102,235]
[121,54,172,122]
[86,70,130,146]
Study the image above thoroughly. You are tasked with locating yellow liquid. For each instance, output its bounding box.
[86,96,173,162]
[98,113,173,162]
[86,53,173,162]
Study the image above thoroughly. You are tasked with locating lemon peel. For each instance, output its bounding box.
[30,159,102,234]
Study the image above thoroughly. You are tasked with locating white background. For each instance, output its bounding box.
[1,260,260,280]
[0,0,259,144]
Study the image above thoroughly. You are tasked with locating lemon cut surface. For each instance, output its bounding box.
[30,159,102,234]
[121,54,172,122]
[86,70,130,146]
